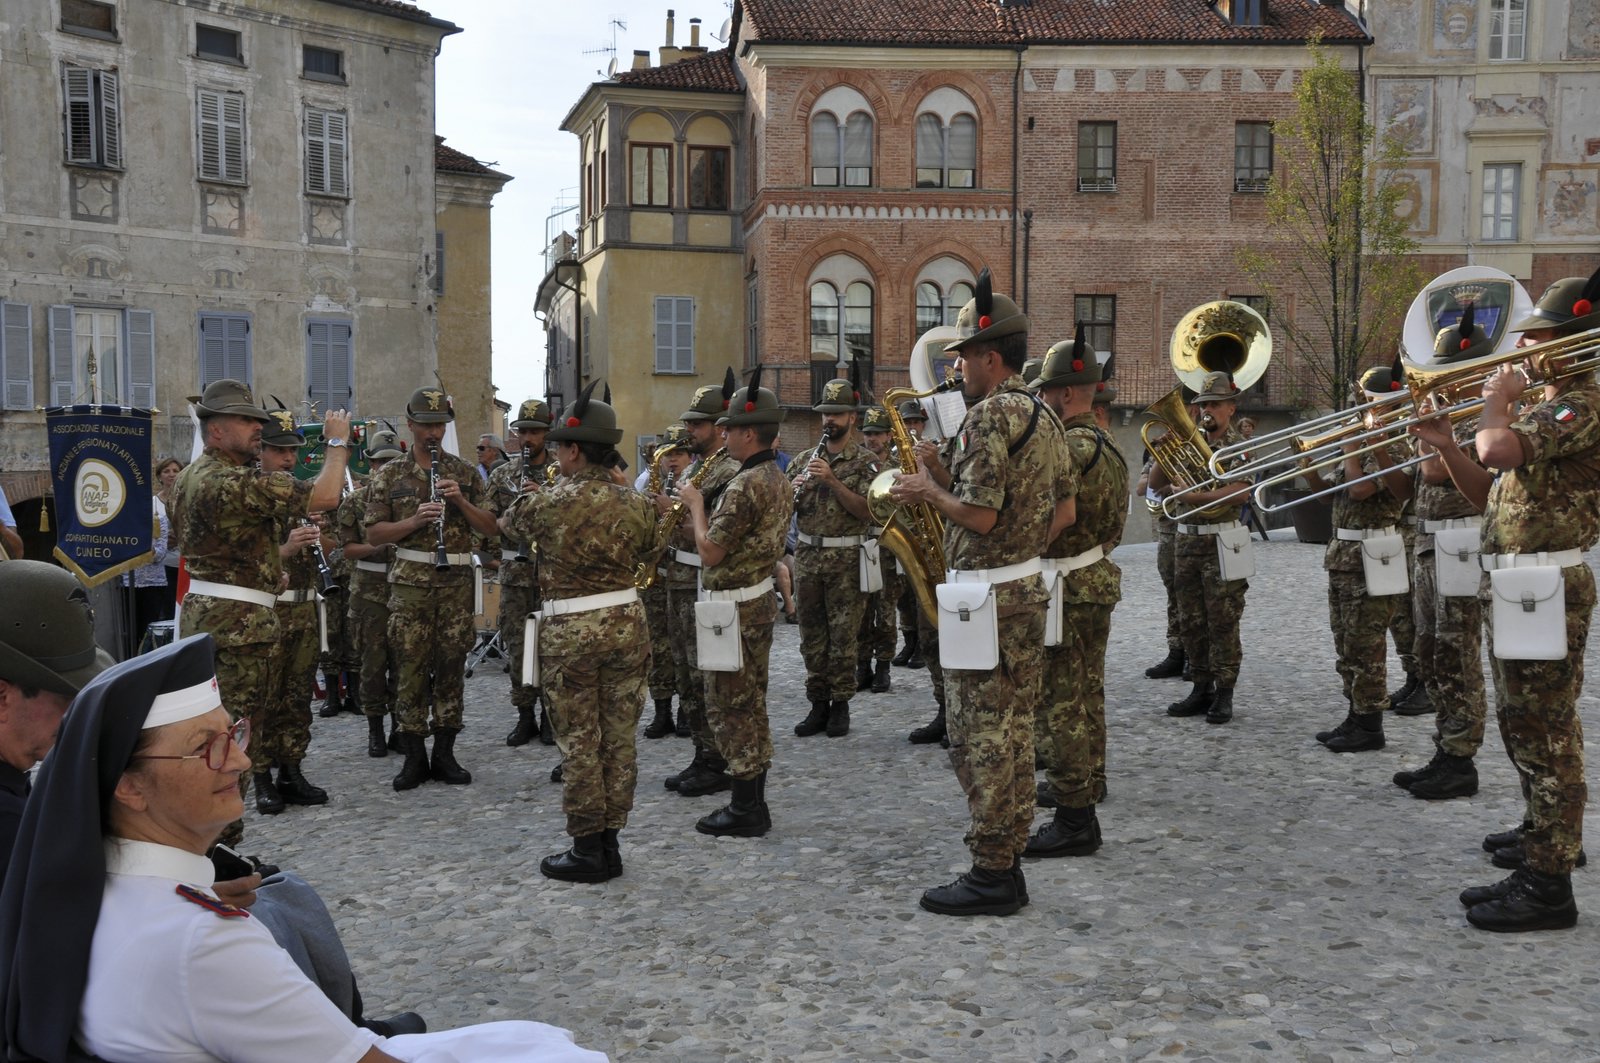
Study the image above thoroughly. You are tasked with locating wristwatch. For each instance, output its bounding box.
[324,437,348,449]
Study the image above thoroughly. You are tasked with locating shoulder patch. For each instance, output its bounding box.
[175,883,251,919]
[1555,404,1577,423]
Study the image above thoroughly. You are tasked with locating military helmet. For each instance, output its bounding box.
[260,407,304,448]
[945,267,1029,354]
[511,399,552,430]
[719,363,785,427]
[682,368,738,422]
[1514,268,1600,335]
[0,561,114,695]
[813,377,861,414]
[405,387,454,424]
[187,378,270,422]
[547,380,623,445]
[861,406,891,433]
[1033,324,1101,391]
[365,428,404,460]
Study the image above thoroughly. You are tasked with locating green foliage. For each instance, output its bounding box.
[1239,35,1421,411]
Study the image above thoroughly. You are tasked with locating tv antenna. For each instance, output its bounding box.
[583,17,627,77]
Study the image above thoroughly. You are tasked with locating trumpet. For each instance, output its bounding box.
[427,443,449,571]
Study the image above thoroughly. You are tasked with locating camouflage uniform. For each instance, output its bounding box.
[503,466,657,837]
[484,454,551,716]
[263,521,321,767]
[364,448,486,736]
[1173,424,1249,688]
[791,438,880,703]
[663,450,738,749]
[857,556,899,669]
[337,485,395,718]
[320,540,352,704]
[943,377,1065,871]
[1039,414,1128,809]
[1154,500,1181,656]
[702,452,793,780]
[1478,380,1600,874]
[1323,446,1409,716]
[1389,495,1422,681]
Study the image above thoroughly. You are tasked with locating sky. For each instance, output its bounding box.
[430,0,736,414]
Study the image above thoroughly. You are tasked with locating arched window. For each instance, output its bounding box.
[914,88,978,189]
[809,86,874,188]
[913,275,974,336]
[809,275,875,403]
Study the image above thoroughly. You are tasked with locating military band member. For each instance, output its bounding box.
[892,400,930,672]
[675,365,793,837]
[1029,330,1127,855]
[856,406,896,695]
[904,428,961,747]
[641,425,693,739]
[791,377,880,740]
[889,270,1067,917]
[170,380,350,841]
[484,399,555,747]
[501,383,657,882]
[1386,498,1430,716]
[1143,390,1196,682]
[1457,269,1600,932]
[338,430,402,758]
[364,387,500,792]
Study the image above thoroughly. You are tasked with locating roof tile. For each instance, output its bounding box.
[614,48,743,92]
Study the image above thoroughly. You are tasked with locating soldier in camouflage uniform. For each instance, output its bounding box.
[1385,497,1430,714]
[1150,372,1252,724]
[855,406,896,694]
[676,365,793,837]
[1028,332,1128,855]
[659,373,741,796]
[365,387,501,792]
[889,270,1065,917]
[904,417,965,745]
[317,509,355,718]
[1143,393,1195,681]
[1457,271,1600,932]
[501,382,658,882]
[1305,365,1415,753]
[891,400,930,670]
[639,425,692,739]
[791,377,881,739]
[483,399,555,747]
[338,430,402,758]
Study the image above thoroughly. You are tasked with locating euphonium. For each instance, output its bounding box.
[634,446,724,590]
[865,382,961,627]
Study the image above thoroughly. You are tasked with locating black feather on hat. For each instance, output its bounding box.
[1578,266,1600,313]
[721,367,737,402]
[571,378,599,423]
[747,361,764,402]
[1456,301,1476,352]
[849,358,861,403]
[1071,323,1087,370]
[975,267,993,320]
[270,395,286,410]
[603,382,612,405]
[1100,345,1116,382]
[1390,348,1404,385]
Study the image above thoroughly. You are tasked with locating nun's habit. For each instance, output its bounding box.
[0,635,606,1063]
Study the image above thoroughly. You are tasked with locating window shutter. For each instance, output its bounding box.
[197,89,222,179]
[225,315,250,380]
[306,320,351,413]
[434,231,445,295]
[653,298,672,373]
[949,115,977,169]
[98,70,122,168]
[810,114,839,168]
[199,314,225,386]
[305,109,348,196]
[324,111,348,195]
[221,91,244,182]
[915,114,943,170]
[48,305,77,407]
[675,297,694,374]
[63,66,96,164]
[305,108,325,192]
[307,321,330,407]
[1,302,33,411]
[126,308,155,409]
[843,113,873,168]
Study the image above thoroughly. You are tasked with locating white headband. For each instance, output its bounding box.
[143,675,222,729]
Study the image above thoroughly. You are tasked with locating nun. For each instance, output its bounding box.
[0,634,607,1063]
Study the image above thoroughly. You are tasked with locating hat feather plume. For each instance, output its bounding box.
[747,361,764,398]
[573,378,599,419]
[1389,349,1404,383]
[1458,300,1475,340]
[975,267,993,319]
[603,382,612,405]
[1072,322,1086,361]
[721,367,737,401]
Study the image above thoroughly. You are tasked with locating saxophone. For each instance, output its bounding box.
[634,447,724,589]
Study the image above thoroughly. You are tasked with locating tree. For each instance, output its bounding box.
[1239,35,1420,412]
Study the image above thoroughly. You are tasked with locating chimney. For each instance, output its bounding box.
[631,48,650,70]
[690,17,701,47]
[665,9,675,46]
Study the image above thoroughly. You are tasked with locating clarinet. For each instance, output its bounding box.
[793,431,828,503]
[427,443,450,571]
[514,443,533,562]
[304,518,340,595]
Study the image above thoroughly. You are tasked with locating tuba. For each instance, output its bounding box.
[1144,300,1270,522]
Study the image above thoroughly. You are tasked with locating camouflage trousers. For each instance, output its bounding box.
[498,579,541,711]
[665,582,712,749]
[263,600,319,766]
[386,582,473,735]
[856,572,899,667]
[895,561,918,634]
[1158,527,1181,652]
[181,604,278,843]
[1412,551,1486,757]
[544,636,649,837]
[945,606,1045,871]
[643,581,677,701]
[1326,568,1399,714]
[348,589,396,717]
[1484,565,1593,874]
[1391,527,1420,680]
[1174,538,1247,687]
[1038,601,1112,809]
[704,599,776,780]
[917,603,945,711]
[795,545,867,703]
[320,575,352,677]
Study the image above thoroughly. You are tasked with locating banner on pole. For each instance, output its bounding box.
[47,405,156,587]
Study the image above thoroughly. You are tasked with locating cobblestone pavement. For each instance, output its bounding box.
[254,536,1600,1062]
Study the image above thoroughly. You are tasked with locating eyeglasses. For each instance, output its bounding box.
[131,718,250,772]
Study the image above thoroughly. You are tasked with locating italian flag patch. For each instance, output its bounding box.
[1555,404,1577,423]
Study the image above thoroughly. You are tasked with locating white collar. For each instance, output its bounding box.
[103,838,215,889]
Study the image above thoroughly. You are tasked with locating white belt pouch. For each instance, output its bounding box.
[1359,532,1409,596]
[694,600,743,672]
[1215,525,1255,582]
[936,581,999,670]
[1043,570,1064,649]
[521,614,541,687]
[1489,566,1567,661]
[1433,527,1481,598]
[859,539,884,594]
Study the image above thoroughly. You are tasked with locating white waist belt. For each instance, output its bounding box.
[1481,550,1584,571]
[947,557,1044,585]
[1336,525,1399,541]
[797,532,865,548]
[354,560,389,575]
[1177,521,1240,536]
[542,587,638,618]
[186,579,276,609]
[395,548,473,566]
[1421,517,1480,534]
[703,576,774,603]
[672,549,703,568]
[276,589,318,605]
[1044,545,1105,574]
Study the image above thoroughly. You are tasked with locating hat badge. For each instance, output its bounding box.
[422,389,444,412]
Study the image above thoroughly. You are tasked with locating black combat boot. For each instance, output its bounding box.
[1465,868,1578,932]
[1323,712,1384,752]
[1393,746,1445,789]
[366,715,388,758]
[601,828,623,878]
[1492,842,1587,871]
[1407,753,1478,799]
[254,771,284,815]
[1036,780,1058,808]
[906,641,926,668]
[892,631,919,666]
[1316,709,1358,745]
[506,705,537,747]
[1024,805,1102,858]
[643,699,675,739]
[318,687,341,718]
[1460,868,1530,908]
[550,761,564,783]
[342,673,361,716]
[1392,677,1432,716]
[794,701,830,737]
[674,704,691,737]
[276,762,329,806]
[855,663,874,691]
[695,773,771,837]
[677,752,732,797]
[429,729,472,785]
[1205,687,1234,725]
[919,864,1021,917]
[538,707,556,745]
[539,833,612,883]
[1011,858,1029,908]
[1144,646,1186,679]
[1387,672,1422,713]
[826,700,851,738]
[387,713,403,753]
[871,660,892,693]
[392,734,429,791]
[1165,681,1213,718]
[664,747,706,791]
[1483,822,1530,853]
[909,708,946,744]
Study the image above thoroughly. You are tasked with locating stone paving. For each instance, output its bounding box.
[252,534,1600,1062]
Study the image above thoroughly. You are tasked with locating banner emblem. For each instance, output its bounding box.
[76,459,126,528]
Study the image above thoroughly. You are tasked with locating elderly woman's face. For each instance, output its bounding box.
[119,707,247,851]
